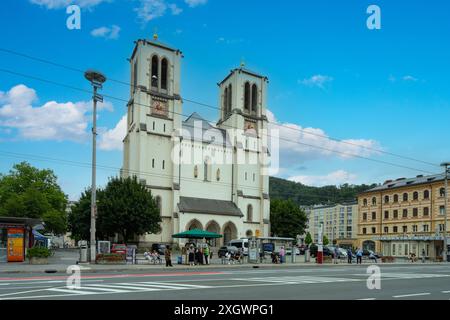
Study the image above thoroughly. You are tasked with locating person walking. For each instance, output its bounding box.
[347,248,353,264]
[279,246,286,264]
[356,248,363,264]
[203,244,210,265]
[164,245,173,267]
[421,248,426,263]
[334,246,340,264]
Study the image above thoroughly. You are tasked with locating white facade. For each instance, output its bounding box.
[121,39,271,246]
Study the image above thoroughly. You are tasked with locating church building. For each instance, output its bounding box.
[121,38,271,247]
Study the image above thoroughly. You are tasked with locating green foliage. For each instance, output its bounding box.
[270,198,307,239]
[305,232,312,245]
[0,162,68,235]
[269,177,377,206]
[323,235,329,246]
[98,176,161,242]
[69,177,162,243]
[26,246,53,259]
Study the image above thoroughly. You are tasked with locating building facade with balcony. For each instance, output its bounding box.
[357,173,448,260]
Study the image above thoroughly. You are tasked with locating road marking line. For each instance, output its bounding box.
[358,298,376,300]
[85,284,160,291]
[46,288,94,295]
[393,293,431,298]
[135,282,211,288]
[75,286,130,293]
[441,291,450,293]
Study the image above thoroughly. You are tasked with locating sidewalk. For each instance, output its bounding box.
[1,259,447,274]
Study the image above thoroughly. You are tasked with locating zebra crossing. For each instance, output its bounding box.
[381,273,450,279]
[45,281,211,296]
[231,275,362,285]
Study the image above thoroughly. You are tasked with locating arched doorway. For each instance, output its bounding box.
[222,222,237,246]
[186,219,203,231]
[205,220,220,248]
[246,230,253,238]
[362,240,375,252]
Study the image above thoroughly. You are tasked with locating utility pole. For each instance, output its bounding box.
[441,162,450,263]
[84,70,106,263]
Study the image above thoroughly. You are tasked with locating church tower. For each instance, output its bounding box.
[122,38,183,244]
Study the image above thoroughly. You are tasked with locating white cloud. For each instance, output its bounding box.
[299,74,333,89]
[30,0,109,9]
[169,3,182,15]
[98,115,126,151]
[288,170,358,187]
[402,75,418,82]
[266,109,381,168]
[0,84,113,142]
[185,0,207,7]
[91,25,121,39]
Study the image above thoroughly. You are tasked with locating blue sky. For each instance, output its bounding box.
[0,0,449,200]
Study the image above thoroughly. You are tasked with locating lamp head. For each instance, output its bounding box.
[84,70,106,85]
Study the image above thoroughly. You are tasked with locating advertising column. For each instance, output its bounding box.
[7,227,25,262]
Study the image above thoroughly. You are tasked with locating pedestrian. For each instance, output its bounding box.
[334,246,340,264]
[347,248,353,264]
[356,248,363,264]
[421,248,426,263]
[164,245,173,267]
[203,243,210,265]
[369,251,377,263]
[279,246,286,264]
[188,245,195,266]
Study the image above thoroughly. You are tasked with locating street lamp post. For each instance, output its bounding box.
[84,70,106,263]
[441,162,450,263]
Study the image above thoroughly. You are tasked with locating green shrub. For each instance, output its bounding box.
[26,247,53,259]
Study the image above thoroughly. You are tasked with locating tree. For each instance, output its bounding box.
[305,232,312,246]
[323,235,329,246]
[97,176,161,242]
[270,198,307,239]
[67,189,92,242]
[0,162,68,235]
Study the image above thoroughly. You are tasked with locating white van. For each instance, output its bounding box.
[228,239,249,256]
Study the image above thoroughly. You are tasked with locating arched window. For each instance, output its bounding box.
[216,168,220,181]
[384,195,389,204]
[151,56,159,88]
[394,194,399,202]
[247,205,253,222]
[413,191,419,201]
[440,188,446,197]
[244,82,250,111]
[223,87,228,116]
[194,165,198,178]
[155,196,162,216]
[227,84,232,113]
[424,190,430,199]
[251,84,258,113]
[372,197,377,205]
[363,199,368,206]
[204,158,211,182]
[423,207,429,216]
[161,58,168,90]
[162,160,165,170]
[403,193,408,202]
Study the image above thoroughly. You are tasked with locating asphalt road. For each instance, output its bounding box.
[1,264,450,300]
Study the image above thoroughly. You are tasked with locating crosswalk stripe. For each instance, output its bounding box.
[116,283,194,290]
[80,286,131,293]
[85,284,160,291]
[139,282,210,288]
[47,288,96,295]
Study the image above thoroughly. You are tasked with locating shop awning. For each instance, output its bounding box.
[172,229,223,239]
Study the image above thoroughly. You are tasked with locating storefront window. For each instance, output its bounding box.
[0,228,7,263]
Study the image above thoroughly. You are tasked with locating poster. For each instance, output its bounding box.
[7,227,25,262]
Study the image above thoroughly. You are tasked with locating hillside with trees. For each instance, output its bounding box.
[269,176,377,206]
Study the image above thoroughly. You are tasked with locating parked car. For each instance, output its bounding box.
[218,246,239,258]
[228,239,249,256]
[151,243,166,255]
[111,244,127,255]
[309,244,333,257]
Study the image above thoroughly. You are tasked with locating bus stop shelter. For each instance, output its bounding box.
[250,236,296,264]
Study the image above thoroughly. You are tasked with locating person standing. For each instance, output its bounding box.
[279,246,286,264]
[347,248,353,264]
[421,248,426,263]
[203,244,210,265]
[188,245,195,266]
[164,245,173,267]
[356,248,363,264]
